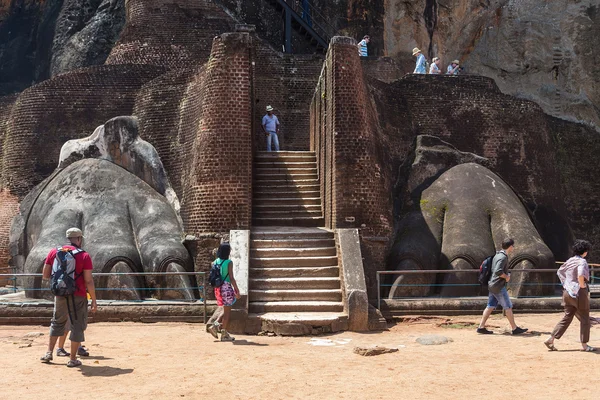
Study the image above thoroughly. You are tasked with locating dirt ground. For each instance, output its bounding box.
[1,313,599,400]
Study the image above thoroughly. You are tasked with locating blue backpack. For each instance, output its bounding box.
[50,247,83,296]
[209,259,230,287]
[478,255,494,285]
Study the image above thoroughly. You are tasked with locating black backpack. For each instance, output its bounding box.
[209,259,230,287]
[478,255,494,285]
[50,247,83,296]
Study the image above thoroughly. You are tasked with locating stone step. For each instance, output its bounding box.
[254,197,322,206]
[246,312,349,335]
[254,173,318,181]
[249,289,342,302]
[254,202,322,210]
[250,266,340,278]
[253,161,317,171]
[253,190,321,199]
[255,165,317,173]
[251,255,337,268]
[251,246,336,258]
[255,151,315,162]
[253,179,319,185]
[253,183,320,192]
[251,238,335,248]
[253,210,323,219]
[251,228,333,240]
[250,277,341,290]
[248,301,344,313]
[252,216,324,227]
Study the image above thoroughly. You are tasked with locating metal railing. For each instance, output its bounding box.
[377,265,600,311]
[280,0,336,43]
[0,271,207,323]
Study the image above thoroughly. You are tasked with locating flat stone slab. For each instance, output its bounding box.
[353,346,399,356]
[416,335,453,345]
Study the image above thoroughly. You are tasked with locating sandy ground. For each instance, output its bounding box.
[1,313,599,400]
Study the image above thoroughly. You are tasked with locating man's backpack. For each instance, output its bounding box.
[478,255,494,285]
[50,247,83,296]
[209,259,230,288]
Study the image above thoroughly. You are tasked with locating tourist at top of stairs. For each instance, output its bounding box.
[262,105,281,152]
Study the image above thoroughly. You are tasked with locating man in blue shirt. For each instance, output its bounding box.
[262,105,280,152]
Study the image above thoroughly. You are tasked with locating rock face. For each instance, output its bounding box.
[383,0,600,131]
[0,0,125,95]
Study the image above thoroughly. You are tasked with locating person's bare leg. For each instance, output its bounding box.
[57,332,68,350]
[504,308,518,330]
[222,306,231,331]
[47,336,60,353]
[478,307,494,328]
[70,341,81,362]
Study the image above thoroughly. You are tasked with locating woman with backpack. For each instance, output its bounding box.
[207,242,241,341]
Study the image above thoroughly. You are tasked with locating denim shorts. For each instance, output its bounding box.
[487,287,513,309]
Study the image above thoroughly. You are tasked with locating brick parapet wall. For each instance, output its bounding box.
[107,0,236,69]
[329,38,393,238]
[0,189,18,285]
[180,32,253,236]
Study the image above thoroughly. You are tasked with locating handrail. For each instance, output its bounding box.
[376,266,600,310]
[275,0,332,48]
[1,271,208,322]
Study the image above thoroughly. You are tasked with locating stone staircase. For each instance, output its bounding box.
[248,151,348,335]
[253,151,324,227]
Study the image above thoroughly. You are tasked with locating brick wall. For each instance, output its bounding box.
[2,64,166,198]
[180,33,253,235]
[360,57,404,83]
[0,189,18,285]
[107,0,236,68]
[310,37,394,296]
[550,117,600,263]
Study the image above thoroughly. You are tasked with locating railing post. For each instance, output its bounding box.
[377,272,381,310]
[284,9,292,53]
[203,274,207,324]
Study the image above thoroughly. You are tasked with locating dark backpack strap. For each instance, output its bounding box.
[66,295,77,324]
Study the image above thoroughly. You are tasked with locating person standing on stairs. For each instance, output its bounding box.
[207,242,241,342]
[262,105,280,152]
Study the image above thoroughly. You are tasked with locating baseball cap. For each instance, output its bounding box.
[66,227,84,238]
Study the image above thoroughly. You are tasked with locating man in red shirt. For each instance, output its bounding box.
[40,228,97,367]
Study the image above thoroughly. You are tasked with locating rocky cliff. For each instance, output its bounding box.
[384,0,600,131]
[0,0,125,96]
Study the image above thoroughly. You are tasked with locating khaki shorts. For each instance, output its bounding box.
[49,296,88,343]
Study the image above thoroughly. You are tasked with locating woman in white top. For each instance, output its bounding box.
[544,239,595,352]
[429,57,441,74]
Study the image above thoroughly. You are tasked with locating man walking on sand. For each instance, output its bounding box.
[40,228,97,367]
[262,105,280,152]
[477,238,528,335]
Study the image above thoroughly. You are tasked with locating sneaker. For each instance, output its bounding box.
[512,327,528,335]
[220,330,235,342]
[214,322,222,333]
[207,324,219,339]
[56,348,70,357]
[40,352,53,363]
[476,327,494,335]
[67,359,82,368]
[77,346,89,357]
